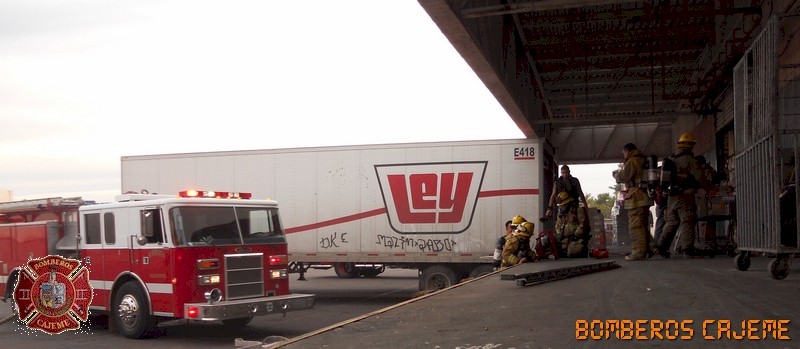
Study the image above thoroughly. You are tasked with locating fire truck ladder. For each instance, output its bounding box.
[500,260,619,287]
[0,197,85,222]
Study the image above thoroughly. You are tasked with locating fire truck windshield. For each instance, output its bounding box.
[169,206,286,246]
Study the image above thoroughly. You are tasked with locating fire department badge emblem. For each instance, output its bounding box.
[12,255,93,334]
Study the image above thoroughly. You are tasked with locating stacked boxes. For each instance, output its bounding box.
[707,185,735,216]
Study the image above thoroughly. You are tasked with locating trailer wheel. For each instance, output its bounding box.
[221,316,254,327]
[334,263,356,278]
[734,252,750,271]
[419,265,457,291]
[468,264,495,279]
[358,266,385,278]
[769,257,790,280]
[114,282,155,339]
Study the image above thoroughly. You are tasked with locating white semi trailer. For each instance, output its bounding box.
[121,139,550,290]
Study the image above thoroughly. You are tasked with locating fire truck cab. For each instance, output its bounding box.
[0,191,315,338]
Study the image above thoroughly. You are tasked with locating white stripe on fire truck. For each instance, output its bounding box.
[89,280,173,294]
[0,275,6,283]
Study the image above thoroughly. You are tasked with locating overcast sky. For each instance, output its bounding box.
[0,0,617,203]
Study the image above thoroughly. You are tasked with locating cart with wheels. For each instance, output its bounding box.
[695,184,736,257]
[732,14,800,280]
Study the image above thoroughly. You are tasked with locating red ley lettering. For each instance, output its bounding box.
[387,174,436,224]
[437,172,473,223]
[410,174,437,210]
[387,172,473,224]
[376,161,486,234]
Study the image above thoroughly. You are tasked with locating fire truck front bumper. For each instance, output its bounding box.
[183,293,315,321]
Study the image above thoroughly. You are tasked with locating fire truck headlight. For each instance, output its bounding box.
[204,288,223,304]
[270,269,288,279]
[198,274,220,285]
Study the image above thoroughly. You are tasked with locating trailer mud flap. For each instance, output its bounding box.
[500,260,619,287]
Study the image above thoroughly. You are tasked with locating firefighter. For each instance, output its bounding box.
[492,219,514,268]
[501,221,535,267]
[656,133,704,257]
[545,165,588,257]
[493,216,526,268]
[613,143,655,261]
[511,214,527,228]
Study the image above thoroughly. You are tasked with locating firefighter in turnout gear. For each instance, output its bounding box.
[545,165,589,257]
[613,143,656,261]
[493,219,516,268]
[656,133,704,256]
[501,221,536,267]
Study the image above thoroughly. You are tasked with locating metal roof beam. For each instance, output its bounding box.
[595,125,618,160]
[547,79,679,89]
[533,113,681,125]
[531,43,707,60]
[461,0,642,19]
[507,3,751,24]
[534,50,701,65]
[525,25,713,46]
[511,13,554,120]
[535,56,697,71]
[550,99,680,110]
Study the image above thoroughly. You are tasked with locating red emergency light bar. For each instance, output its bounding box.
[178,190,252,199]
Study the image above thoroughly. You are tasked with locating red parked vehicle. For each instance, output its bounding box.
[0,191,315,338]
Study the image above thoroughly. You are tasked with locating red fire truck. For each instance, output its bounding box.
[0,191,315,338]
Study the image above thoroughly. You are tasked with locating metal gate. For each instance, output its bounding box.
[733,13,800,280]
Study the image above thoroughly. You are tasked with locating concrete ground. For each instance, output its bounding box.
[277,252,799,349]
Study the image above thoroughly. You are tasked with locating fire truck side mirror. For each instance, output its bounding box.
[141,210,155,238]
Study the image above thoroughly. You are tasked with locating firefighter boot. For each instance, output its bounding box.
[625,207,648,261]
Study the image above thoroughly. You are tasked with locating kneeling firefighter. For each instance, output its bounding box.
[551,192,592,257]
[493,215,526,268]
[501,221,536,267]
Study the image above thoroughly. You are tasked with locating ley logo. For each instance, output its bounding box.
[13,255,93,334]
[375,161,486,234]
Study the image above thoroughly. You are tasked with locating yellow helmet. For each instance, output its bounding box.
[557,191,573,206]
[515,221,535,237]
[677,133,696,147]
[511,215,527,227]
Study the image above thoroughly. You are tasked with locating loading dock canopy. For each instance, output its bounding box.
[419,0,773,162]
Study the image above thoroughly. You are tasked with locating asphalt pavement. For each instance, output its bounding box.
[278,251,799,349]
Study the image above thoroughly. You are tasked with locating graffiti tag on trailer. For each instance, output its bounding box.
[319,232,349,249]
[375,234,456,252]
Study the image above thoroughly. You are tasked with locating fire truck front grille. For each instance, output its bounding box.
[224,253,264,300]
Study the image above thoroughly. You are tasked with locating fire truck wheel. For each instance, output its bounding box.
[334,263,356,278]
[419,265,457,291]
[114,282,155,339]
[221,316,254,327]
